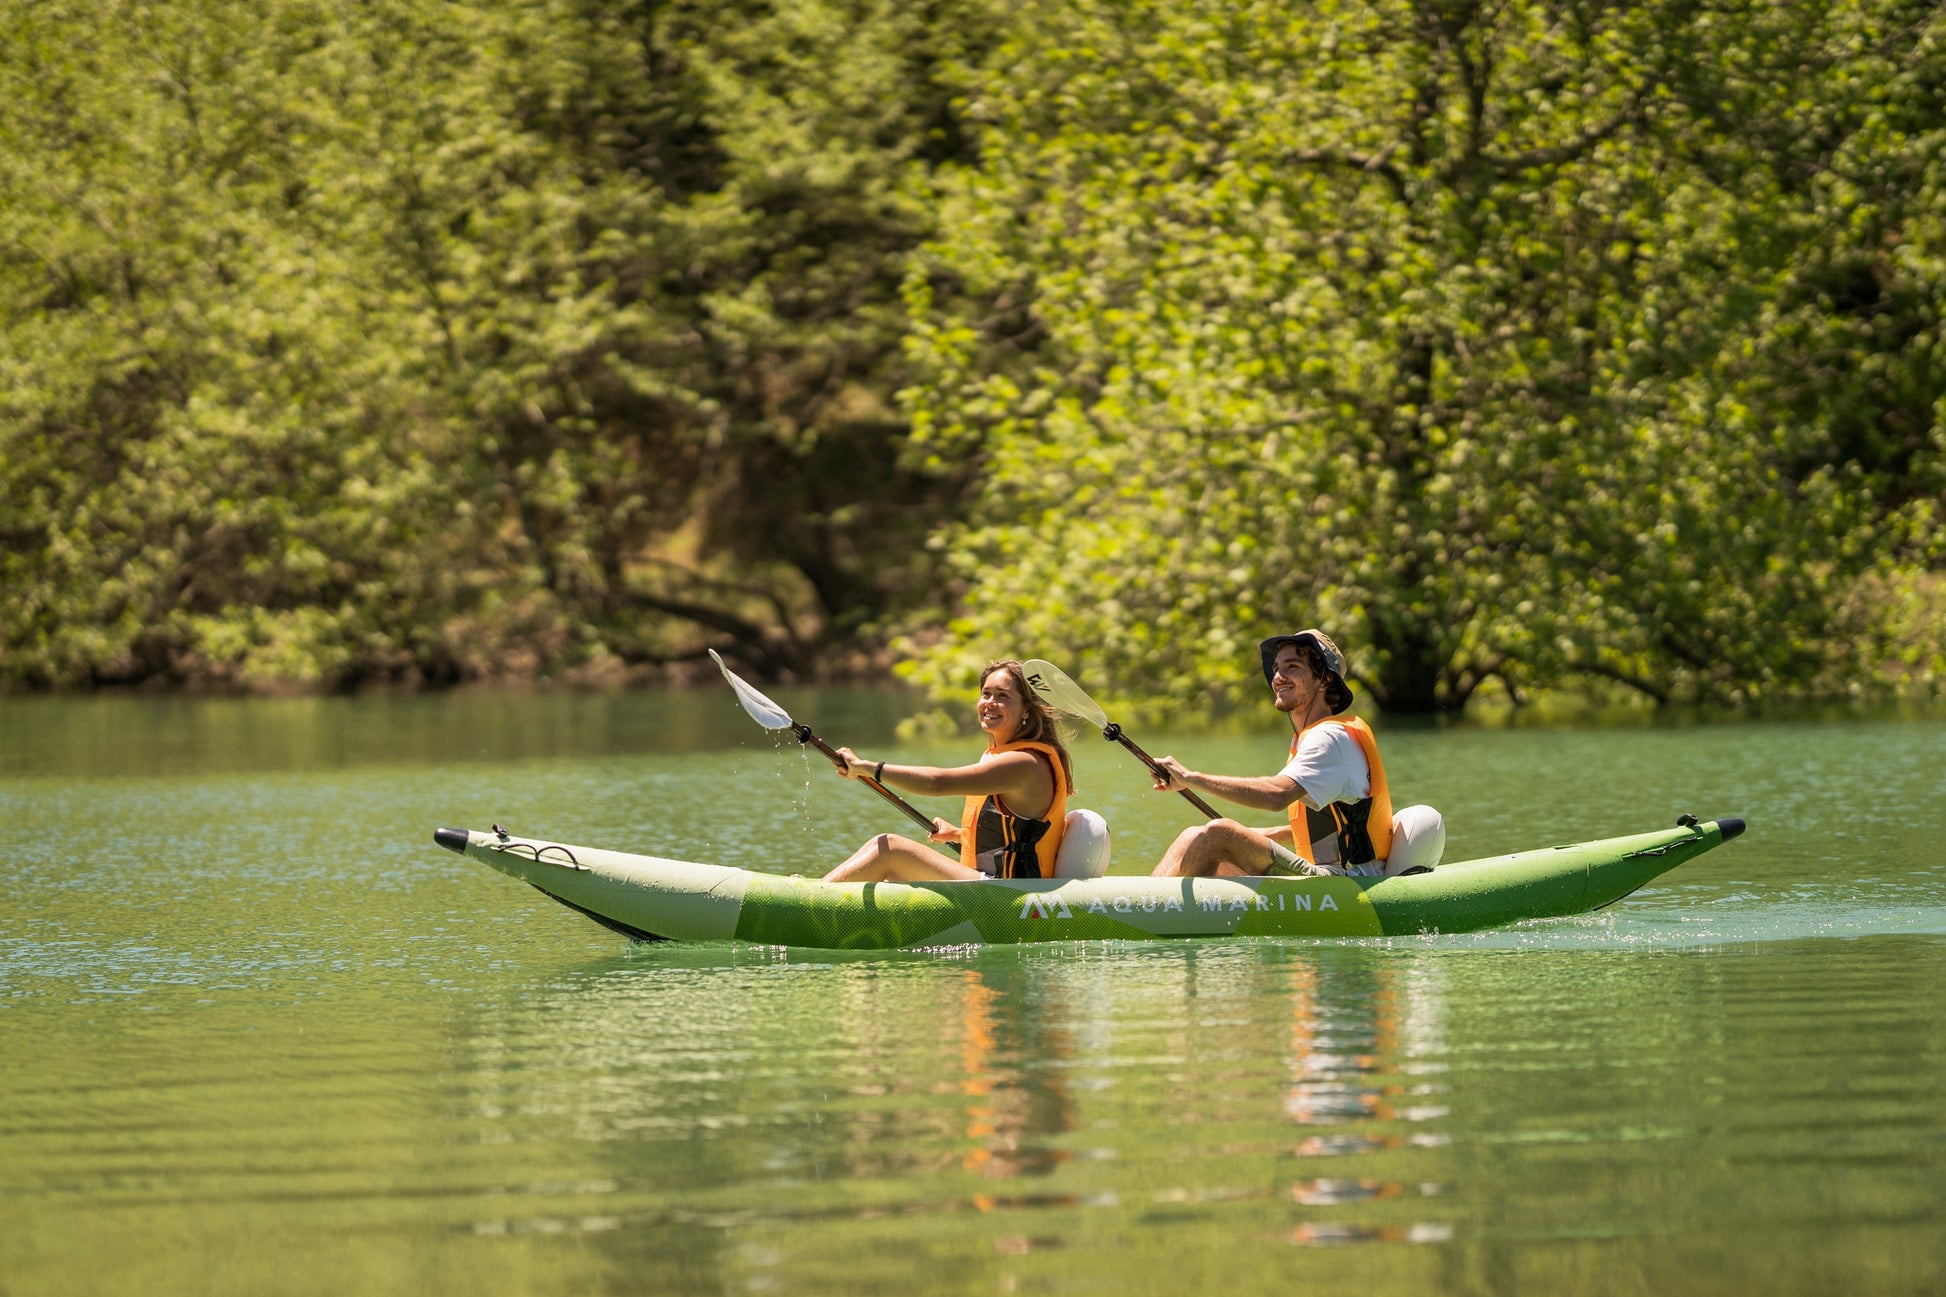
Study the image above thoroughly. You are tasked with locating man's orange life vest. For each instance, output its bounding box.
[1284,716,1392,871]
[959,740,1069,879]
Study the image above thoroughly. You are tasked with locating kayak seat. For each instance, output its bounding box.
[1053,808,1112,879]
[1383,804,1446,876]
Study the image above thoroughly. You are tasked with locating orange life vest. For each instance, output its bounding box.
[959,740,1069,879]
[1284,716,1393,871]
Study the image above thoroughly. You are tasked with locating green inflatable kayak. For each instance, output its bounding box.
[434,816,1744,949]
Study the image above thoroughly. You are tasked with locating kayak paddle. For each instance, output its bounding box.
[1022,658,1313,875]
[708,649,947,841]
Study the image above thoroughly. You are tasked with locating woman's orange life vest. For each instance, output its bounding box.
[1284,716,1392,871]
[959,740,1069,879]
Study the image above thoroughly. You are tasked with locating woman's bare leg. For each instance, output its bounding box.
[823,833,985,883]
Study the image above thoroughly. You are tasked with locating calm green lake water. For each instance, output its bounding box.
[3,690,1943,1296]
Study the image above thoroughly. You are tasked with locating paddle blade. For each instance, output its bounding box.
[1023,659,1109,729]
[708,650,796,731]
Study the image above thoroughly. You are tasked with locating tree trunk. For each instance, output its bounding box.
[1367,616,1448,713]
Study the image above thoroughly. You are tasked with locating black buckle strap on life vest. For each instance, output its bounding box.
[975,798,1049,879]
[1307,797,1378,867]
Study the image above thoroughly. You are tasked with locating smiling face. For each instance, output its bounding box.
[977,667,1028,743]
[1269,644,1322,715]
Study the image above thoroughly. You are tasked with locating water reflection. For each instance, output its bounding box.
[822,960,1083,1210]
[0,686,924,781]
[437,943,1463,1278]
[1269,955,1453,1244]
[956,968,1076,1187]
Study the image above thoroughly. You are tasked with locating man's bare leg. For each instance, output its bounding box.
[1150,819,1283,877]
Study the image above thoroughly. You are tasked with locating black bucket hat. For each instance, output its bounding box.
[1258,629,1354,715]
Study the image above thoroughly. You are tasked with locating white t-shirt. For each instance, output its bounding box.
[1277,724,1370,809]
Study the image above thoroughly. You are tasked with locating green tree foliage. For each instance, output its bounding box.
[0,0,989,687]
[3,0,1940,706]
[901,0,1946,711]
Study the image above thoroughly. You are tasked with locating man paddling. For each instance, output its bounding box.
[1149,629,1393,878]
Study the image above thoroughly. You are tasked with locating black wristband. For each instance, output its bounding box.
[873,761,885,782]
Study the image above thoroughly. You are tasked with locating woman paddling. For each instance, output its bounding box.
[822,660,1075,883]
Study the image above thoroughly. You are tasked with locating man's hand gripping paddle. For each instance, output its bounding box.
[709,650,950,846]
[1022,659,1314,876]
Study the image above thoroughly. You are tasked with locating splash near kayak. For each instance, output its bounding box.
[434,818,1745,950]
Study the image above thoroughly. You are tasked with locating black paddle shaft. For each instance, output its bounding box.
[1102,723,1224,819]
[792,724,958,850]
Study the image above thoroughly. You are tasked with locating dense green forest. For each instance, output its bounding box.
[2,0,1941,712]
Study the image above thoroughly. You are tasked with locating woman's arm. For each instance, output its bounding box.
[832,747,1050,807]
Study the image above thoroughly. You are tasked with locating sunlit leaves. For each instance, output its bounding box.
[0,0,991,686]
[901,0,1944,713]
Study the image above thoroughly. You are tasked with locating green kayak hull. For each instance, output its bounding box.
[435,818,1744,949]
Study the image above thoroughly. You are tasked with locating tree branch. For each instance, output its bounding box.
[1282,142,1410,204]
[1567,658,1670,705]
[1489,101,1641,173]
[623,591,771,642]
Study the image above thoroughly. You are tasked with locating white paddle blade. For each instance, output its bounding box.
[708,650,796,731]
[1022,659,1109,729]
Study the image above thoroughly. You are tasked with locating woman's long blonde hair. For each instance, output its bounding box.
[982,659,1075,795]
